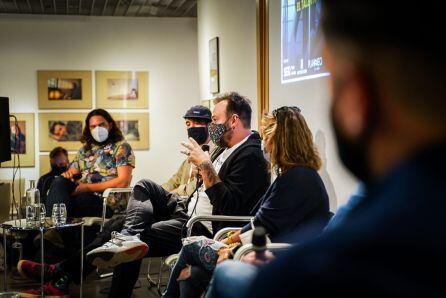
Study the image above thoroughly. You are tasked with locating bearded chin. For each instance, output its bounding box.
[219,129,233,148]
[330,106,373,183]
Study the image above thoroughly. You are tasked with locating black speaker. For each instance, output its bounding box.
[0,97,11,163]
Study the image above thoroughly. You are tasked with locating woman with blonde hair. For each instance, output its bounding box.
[162,106,330,298]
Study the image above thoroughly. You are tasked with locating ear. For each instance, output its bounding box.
[333,70,370,140]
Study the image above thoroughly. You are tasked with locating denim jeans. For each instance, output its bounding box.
[162,236,226,298]
[205,261,258,298]
[46,176,103,218]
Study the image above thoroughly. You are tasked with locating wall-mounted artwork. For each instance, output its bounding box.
[209,37,220,94]
[96,71,149,109]
[37,70,92,109]
[39,113,87,151]
[39,153,76,176]
[111,112,149,150]
[1,113,35,167]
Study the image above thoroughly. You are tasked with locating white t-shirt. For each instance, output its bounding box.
[187,134,251,233]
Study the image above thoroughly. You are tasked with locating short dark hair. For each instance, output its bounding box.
[321,0,446,124]
[50,121,66,134]
[80,109,124,149]
[214,92,252,128]
[49,146,68,159]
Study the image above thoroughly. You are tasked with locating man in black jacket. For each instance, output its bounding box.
[93,92,269,297]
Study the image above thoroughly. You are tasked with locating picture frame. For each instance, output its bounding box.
[37,70,92,109]
[209,37,220,94]
[39,113,87,152]
[96,71,149,109]
[39,153,76,176]
[111,112,150,150]
[1,113,35,167]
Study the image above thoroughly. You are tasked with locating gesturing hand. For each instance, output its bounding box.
[181,137,211,167]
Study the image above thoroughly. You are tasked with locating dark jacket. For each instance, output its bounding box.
[248,142,446,298]
[206,132,270,233]
[241,166,330,242]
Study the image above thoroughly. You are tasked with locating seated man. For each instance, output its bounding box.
[46,109,135,218]
[37,146,69,204]
[87,92,271,298]
[16,105,220,296]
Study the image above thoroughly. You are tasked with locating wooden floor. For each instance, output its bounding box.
[1,257,171,297]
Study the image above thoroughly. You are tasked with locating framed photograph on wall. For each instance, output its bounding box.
[111,112,150,150]
[1,113,35,167]
[39,113,87,152]
[37,70,92,109]
[96,71,149,109]
[209,37,220,94]
[39,153,76,176]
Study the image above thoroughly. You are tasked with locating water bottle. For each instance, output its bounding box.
[25,180,41,227]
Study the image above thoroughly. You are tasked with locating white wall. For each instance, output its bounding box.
[269,0,356,210]
[0,15,200,187]
[197,0,258,129]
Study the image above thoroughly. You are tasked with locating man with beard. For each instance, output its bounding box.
[245,0,446,297]
[87,92,270,297]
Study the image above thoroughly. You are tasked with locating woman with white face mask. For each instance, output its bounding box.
[45,108,135,218]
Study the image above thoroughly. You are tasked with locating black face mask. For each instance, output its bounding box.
[330,99,378,183]
[51,164,67,175]
[187,127,209,145]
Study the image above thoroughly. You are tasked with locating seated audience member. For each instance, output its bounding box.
[46,108,135,218]
[205,183,367,298]
[162,106,331,298]
[37,146,69,203]
[84,92,270,298]
[246,1,446,297]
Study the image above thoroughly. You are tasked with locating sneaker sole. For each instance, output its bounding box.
[19,293,68,298]
[88,244,149,268]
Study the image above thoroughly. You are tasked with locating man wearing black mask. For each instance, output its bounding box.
[37,146,69,204]
[246,0,446,297]
[162,105,215,197]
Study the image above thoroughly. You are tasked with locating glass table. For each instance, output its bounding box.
[1,218,84,298]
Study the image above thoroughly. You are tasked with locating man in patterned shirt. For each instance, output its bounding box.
[46,108,135,218]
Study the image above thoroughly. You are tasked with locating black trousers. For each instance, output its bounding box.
[46,176,103,218]
[108,179,212,298]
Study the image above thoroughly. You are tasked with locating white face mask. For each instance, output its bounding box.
[91,126,109,143]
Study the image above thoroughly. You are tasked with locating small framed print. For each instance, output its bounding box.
[96,71,149,109]
[111,112,149,150]
[37,70,92,109]
[1,113,35,167]
[209,37,220,94]
[39,113,87,152]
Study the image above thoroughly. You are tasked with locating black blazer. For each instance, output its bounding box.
[206,132,270,232]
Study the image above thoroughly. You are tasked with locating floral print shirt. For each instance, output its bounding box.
[71,140,135,184]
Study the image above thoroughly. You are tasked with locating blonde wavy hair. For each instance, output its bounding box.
[262,106,321,175]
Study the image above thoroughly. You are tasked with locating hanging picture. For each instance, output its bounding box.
[39,113,87,151]
[1,113,35,167]
[39,153,76,176]
[96,71,149,109]
[110,112,150,150]
[209,37,220,94]
[37,70,92,109]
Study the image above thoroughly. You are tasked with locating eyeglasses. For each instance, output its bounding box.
[272,106,301,119]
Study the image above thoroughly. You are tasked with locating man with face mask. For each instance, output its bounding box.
[162,105,215,197]
[244,0,446,297]
[85,92,269,298]
[36,146,69,204]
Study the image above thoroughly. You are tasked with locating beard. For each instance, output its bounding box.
[330,104,375,183]
[219,128,234,148]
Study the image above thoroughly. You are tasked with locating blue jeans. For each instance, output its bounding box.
[162,236,226,298]
[206,261,258,298]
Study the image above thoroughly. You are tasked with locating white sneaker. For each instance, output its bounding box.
[86,231,149,268]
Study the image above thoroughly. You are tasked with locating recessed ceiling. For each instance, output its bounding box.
[0,0,197,17]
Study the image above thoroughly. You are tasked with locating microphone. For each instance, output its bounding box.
[201,144,210,152]
[251,226,267,261]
